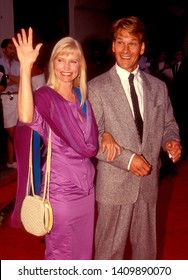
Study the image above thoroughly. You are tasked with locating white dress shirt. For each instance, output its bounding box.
[115,63,144,119]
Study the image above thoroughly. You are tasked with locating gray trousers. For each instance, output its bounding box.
[94,194,157,260]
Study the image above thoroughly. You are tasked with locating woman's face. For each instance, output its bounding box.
[54,52,80,83]
[112,28,145,72]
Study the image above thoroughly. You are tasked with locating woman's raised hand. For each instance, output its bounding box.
[12,27,43,66]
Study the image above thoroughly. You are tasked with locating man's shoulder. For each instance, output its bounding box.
[88,70,109,83]
[88,66,115,86]
[12,59,20,66]
[141,70,166,86]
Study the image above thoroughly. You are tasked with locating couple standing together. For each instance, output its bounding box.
[11,16,182,260]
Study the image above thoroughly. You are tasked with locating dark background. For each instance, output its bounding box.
[13,0,69,41]
[13,0,188,53]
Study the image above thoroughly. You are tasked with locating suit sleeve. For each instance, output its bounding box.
[161,87,181,150]
[88,84,134,171]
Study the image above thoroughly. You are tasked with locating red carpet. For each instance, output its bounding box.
[0,157,188,260]
[0,181,17,210]
[157,159,188,259]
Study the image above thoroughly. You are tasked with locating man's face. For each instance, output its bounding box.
[175,51,183,63]
[112,28,145,72]
[3,43,16,60]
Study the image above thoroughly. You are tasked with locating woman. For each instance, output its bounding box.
[11,28,99,260]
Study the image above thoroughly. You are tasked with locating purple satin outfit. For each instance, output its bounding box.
[11,86,98,260]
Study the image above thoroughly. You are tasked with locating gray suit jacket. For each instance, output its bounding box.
[88,65,180,205]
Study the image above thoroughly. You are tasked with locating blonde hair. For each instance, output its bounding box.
[47,36,87,104]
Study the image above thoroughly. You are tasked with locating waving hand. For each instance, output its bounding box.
[12,27,43,66]
[12,27,43,123]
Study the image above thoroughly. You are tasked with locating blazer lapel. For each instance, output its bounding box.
[141,72,155,147]
[109,67,140,138]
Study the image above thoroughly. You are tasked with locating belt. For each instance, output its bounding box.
[0,91,18,100]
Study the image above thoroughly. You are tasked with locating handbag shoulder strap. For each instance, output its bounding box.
[43,128,52,201]
[26,128,52,201]
[26,132,34,196]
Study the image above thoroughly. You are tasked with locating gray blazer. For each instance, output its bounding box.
[88,66,180,205]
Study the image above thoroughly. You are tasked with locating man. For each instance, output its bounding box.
[0,39,20,168]
[88,16,182,260]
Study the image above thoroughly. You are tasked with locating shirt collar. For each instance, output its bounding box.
[115,63,139,80]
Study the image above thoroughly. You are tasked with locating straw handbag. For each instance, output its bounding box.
[21,128,53,236]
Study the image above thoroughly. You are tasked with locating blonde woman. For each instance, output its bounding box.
[11,28,98,260]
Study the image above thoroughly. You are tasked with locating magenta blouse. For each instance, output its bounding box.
[11,86,98,227]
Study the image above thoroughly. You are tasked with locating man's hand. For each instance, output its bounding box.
[129,154,152,177]
[166,140,182,163]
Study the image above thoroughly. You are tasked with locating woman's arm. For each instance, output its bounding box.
[12,28,43,123]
